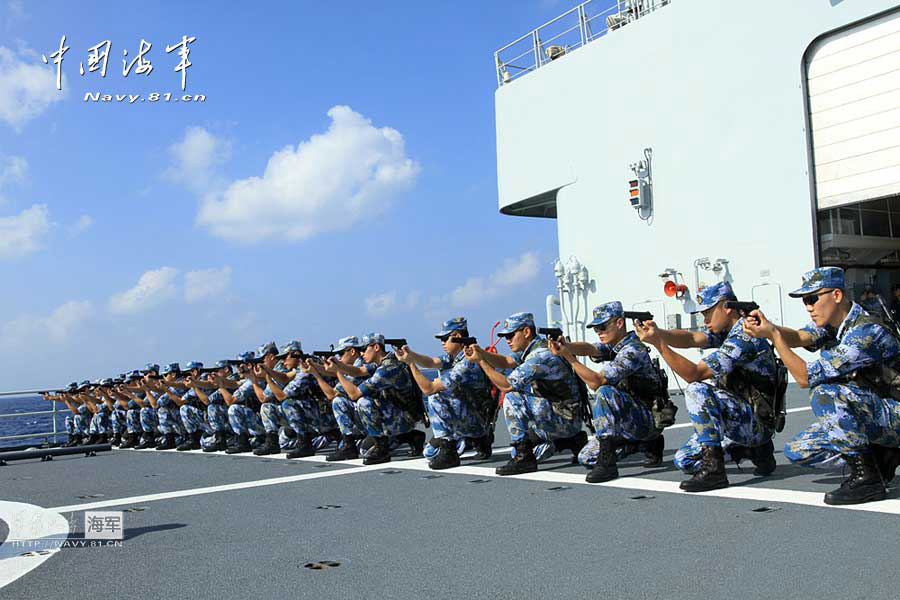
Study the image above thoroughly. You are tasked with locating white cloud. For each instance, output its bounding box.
[0,203,52,258]
[194,105,420,242]
[365,289,420,317]
[0,45,65,130]
[447,252,540,307]
[0,154,26,187]
[68,214,92,236]
[164,126,231,193]
[184,266,232,303]
[1,299,92,345]
[109,267,178,315]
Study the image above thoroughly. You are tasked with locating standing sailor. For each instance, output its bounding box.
[744,267,900,505]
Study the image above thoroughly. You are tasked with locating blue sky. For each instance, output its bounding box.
[0,0,605,388]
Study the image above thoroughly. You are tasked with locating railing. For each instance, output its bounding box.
[0,391,62,447]
[494,0,672,86]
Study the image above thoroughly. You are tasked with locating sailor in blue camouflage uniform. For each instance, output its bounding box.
[220,351,266,454]
[466,312,584,476]
[132,363,162,449]
[55,383,89,446]
[115,370,145,448]
[188,360,237,452]
[81,381,111,444]
[306,336,374,461]
[151,362,189,450]
[396,317,494,470]
[336,333,426,465]
[744,266,900,505]
[175,361,211,451]
[549,301,665,483]
[636,281,778,492]
[93,379,124,445]
[250,342,290,455]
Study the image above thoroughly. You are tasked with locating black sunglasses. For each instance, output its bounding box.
[802,289,833,306]
[592,322,610,332]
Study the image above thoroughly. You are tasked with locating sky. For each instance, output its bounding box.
[0,0,612,389]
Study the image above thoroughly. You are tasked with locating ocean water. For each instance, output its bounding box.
[0,396,68,449]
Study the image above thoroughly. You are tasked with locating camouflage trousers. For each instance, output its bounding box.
[180,404,211,435]
[674,382,773,473]
[228,404,265,437]
[65,414,89,435]
[503,391,582,444]
[111,408,126,434]
[426,391,488,442]
[207,403,230,432]
[785,383,900,468]
[88,410,111,435]
[357,396,415,438]
[139,406,159,434]
[579,385,658,467]
[126,409,142,433]
[157,405,186,437]
[332,396,366,437]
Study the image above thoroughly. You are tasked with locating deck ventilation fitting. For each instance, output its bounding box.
[420,474,443,479]
[751,506,781,513]
[380,470,402,475]
[304,561,341,570]
[630,495,655,500]
[468,479,491,484]
[316,505,341,510]
[546,486,571,492]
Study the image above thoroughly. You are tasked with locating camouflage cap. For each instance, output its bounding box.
[214,359,232,370]
[435,317,468,339]
[257,341,278,357]
[334,336,362,352]
[788,267,845,298]
[587,301,624,327]
[361,333,385,347]
[126,370,142,381]
[277,340,303,357]
[100,378,114,386]
[66,382,78,392]
[691,280,735,314]
[162,362,181,375]
[144,363,160,374]
[497,312,535,336]
[237,351,255,363]
[185,361,203,371]
[77,380,91,390]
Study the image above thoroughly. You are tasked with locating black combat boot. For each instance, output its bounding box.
[327,435,361,462]
[176,431,202,451]
[496,439,538,476]
[680,445,728,492]
[63,433,82,447]
[253,432,280,456]
[119,432,136,449]
[428,438,461,470]
[202,431,227,452]
[286,433,315,459]
[156,433,177,450]
[615,440,640,460]
[472,433,493,460]
[749,439,777,476]
[641,435,664,468]
[395,430,425,457]
[82,433,99,446]
[110,433,122,447]
[586,437,619,483]
[554,431,588,464]
[824,451,887,505]
[872,444,900,484]
[135,432,158,449]
[323,429,341,446]
[363,436,392,465]
[225,433,251,454]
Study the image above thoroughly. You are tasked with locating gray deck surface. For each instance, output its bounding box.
[2,387,899,599]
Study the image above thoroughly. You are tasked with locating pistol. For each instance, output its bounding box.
[724,301,759,316]
[313,350,337,358]
[623,311,654,323]
[384,338,407,347]
[538,327,564,340]
[452,336,478,346]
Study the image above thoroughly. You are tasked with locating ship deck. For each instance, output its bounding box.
[2,387,900,599]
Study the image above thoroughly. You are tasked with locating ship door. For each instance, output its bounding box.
[805,7,900,312]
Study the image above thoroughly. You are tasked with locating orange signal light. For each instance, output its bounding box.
[664,281,677,297]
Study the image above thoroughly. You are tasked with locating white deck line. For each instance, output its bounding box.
[0,501,69,589]
[50,432,900,516]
